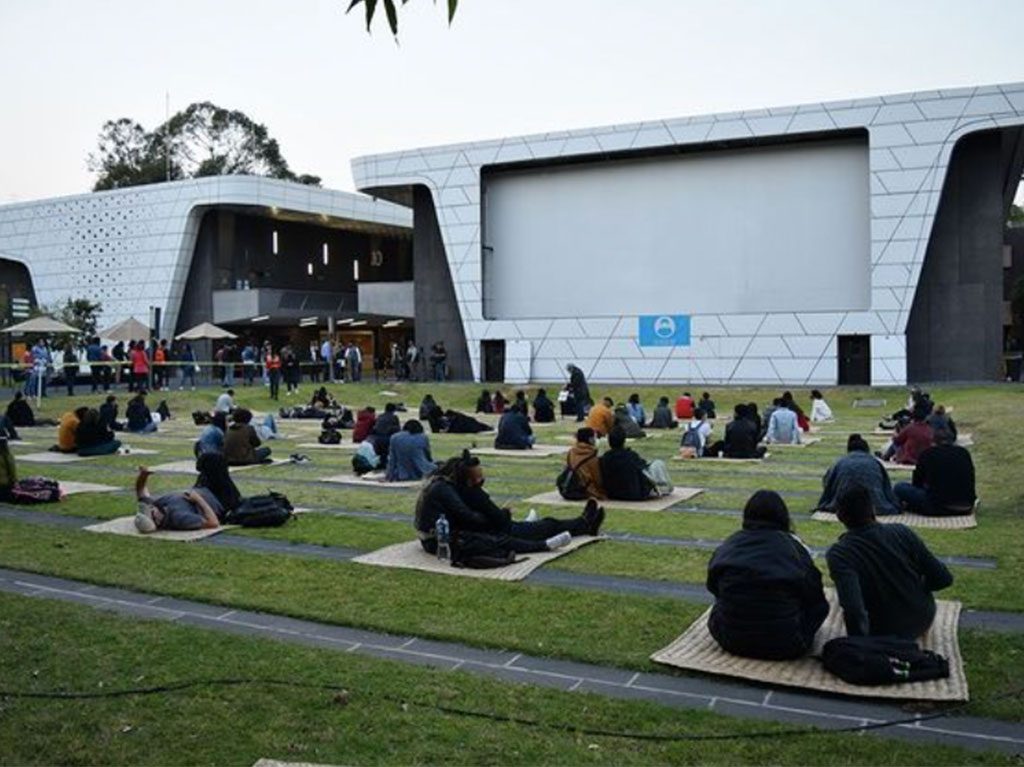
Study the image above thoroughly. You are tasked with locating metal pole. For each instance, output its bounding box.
[327,316,336,383]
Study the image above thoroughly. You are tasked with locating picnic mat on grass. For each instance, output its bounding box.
[761,437,822,448]
[61,481,120,495]
[83,515,238,542]
[296,442,358,450]
[811,510,977,530]
[523,487,703,512]
[673,455,770,464]
[879,461,914,473]
[320,472,423,489]
[150,458,291,475]
[651,590,967,701]
[17,452,94,464]
[471,445,565,458]
[352,536,603,581]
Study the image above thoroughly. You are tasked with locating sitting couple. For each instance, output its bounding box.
[707,487,952,660]
[415,450,605,566]
[563,426,673,501]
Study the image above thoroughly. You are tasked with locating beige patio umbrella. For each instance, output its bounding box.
[97,316,150,343]
[175,321,238,341]
[1,315,79,334]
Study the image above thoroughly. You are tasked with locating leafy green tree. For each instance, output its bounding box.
[346,0,458,35]
[89,104,319,191]
[1010,203,1024,227]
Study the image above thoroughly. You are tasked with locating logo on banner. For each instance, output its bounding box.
[638,315,691,347]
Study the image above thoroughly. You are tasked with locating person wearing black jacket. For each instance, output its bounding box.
[566,363,591,422]
[827,485,953,638]
[598,426,655,501]
[75,408,122,456]
[894,429,976,516]
[532,388,555,423]
[708,491,829,660]
[649,397,677,429]
[494,405,534,449]
[704,404,766,458]
[414,451,604,559]
[126,392,157,433]
[475,390,494,414]
[6,392,57,428]
[98,395,123,431]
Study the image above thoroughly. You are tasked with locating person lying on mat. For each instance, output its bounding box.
[764,399,801,445]
[441,409,492,434]
[893,428,976,517]
[494,404,534,450]
[475,389,494,414]
[586,397,615,438]
[707,490,829,660]
[564,427,605,500]
[532,388,555,423]
[53,407,86,453]
[385,420,436,482]
[195,412,228,458]
[75,407,121,457]
[697,392,717,420]
[126,391,158,434]
[648,396,677,429]
[809,390,834,422]
[826,485,953,638]
[817,435,900,516]
[134,465,225,533]
[223,409,272,466]
[599,426,670,500]
[414,450,605,560]
[704,405,766,459]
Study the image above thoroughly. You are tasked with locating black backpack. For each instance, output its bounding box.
[192,410,212,426]
[318,428,342,445]
[224,492,294,527]
[556,452,596,501]
[822,636,949,686]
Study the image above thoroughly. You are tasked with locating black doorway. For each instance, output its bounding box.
[837,335,871,386]
[481,340,506,382]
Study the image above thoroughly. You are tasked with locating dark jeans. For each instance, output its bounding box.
[575,398,587,422]
[78,440,121,457]
[269,371,280,399]
[709,600,829,661]
[894,482,973,517]
[254,446,272,463]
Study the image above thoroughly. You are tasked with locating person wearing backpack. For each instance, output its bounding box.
[826,485,953,638]
[680,408,712,458]
[707,491,829,660]
[560,427,604,500]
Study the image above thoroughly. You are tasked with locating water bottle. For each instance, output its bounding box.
[436,514,451,562]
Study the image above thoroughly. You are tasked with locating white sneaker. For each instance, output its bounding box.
[525,509,538,523]
[545,531,572,550]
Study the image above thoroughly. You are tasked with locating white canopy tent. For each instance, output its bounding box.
[175,322,237,341]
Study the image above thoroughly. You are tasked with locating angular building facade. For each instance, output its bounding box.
[353,82,1024,385]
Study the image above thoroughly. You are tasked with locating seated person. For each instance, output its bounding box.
[532,388,555,423]
[817,435,900,516]
[680,408,712,457]
[492,391,507,414]
[223,408,272,466]
[0,413,18,441]
[558,386,578,419]
[414,451,605,559]
[309,386,337,410]
[441,409,492,434]
[352,406,377,443]
[826,486,953,638]
[75,408,122,456]
[514,390,530,416]
[585,396,615,438]
[0,438,20,501]
[385,420,436,482]
[747,402,763,438]
[214,389,235,415]
[708,490,829,660]
[133,465,224,533]
[648,396,677,429]
[193,452,243,513]
[809,389,834,422]
[705,404,767,459]
[475,389,494,414]
[613,403,646,439]
[894,428,976,516]
[599,426,659,501]
[418,394,438,421]
[99,395,123,432]
[494,404,534,449]
[351,440,381,475]
[54,407,87,453]
[373,403,401,442]
[697,392,716,419]
[764,399,801,444]
[926,405,957,442]
[781,391,810,432]
[194,412,227,457]
[881,387,934,429]
[6,391,58,428]
[626,393,646,427]
[675,392,695,420]
[564,427,604,499]
[126,392,158,434]
[889,407,933,465]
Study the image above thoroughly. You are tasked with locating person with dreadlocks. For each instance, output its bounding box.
[414,450,605,566]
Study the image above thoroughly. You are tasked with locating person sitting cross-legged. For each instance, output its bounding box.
[586,396,615,438]
[214,388,236,415]
[532,388,555,423]
[648,396,678,430]
[494,403,534,450]
[708,490,829,660]
[826,485,953,638]
[894,428,976,517]
[599,426,668,501]
[563,427,605,500]
[886,407,933,465]
[53,407,86,453]
[125,391,158,434]
[99,394,123,432]
[75,407,122,456]
[414,451,605,561]
[817,434,900,517]
[809,389,834,422]
[764,398,801,445]
[704,404,766,459]
[385,420,436,482]
[223,408,272,466]
[194,412,227,458]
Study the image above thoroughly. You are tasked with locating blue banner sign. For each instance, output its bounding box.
[638,315,691,347]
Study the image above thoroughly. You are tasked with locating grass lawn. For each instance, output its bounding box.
[2,379,1023,761]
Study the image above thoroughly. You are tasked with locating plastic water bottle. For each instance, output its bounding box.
[436,514,451,562]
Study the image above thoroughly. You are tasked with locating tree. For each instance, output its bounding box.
[1010,203,1024,227]
[53,298,103,338]
[346,0,458,35]
[89,104,320,191]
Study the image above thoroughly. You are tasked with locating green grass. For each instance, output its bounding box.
[3,380,1024,761]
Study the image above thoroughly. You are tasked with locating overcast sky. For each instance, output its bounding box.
[1,0,1022,203]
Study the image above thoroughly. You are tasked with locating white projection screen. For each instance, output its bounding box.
[481,139,870,319]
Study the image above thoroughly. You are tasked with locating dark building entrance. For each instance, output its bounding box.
[481,340,506,382]
[838,335,871,385]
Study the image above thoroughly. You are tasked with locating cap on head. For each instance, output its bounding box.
[134,502,158,533]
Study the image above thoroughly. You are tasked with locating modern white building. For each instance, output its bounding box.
[353,81,1024,385]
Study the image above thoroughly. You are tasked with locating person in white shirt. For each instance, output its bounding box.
[680,408,713,456]
[765,399,801,444]
[214,389,235,415]
[810,389,834,422]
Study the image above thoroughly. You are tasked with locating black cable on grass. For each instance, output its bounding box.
[2,677,1021,744]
